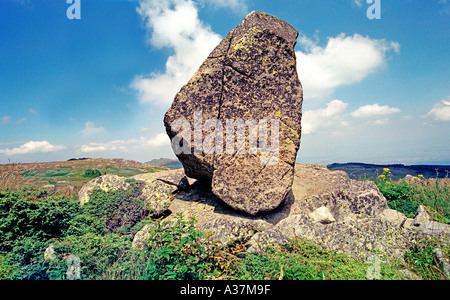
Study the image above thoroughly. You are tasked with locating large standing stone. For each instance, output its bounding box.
[164,11,303,215]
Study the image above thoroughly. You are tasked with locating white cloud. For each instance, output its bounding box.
[145,133,171,147]
[81,121,106,135]
[351,104,401,118]
[1,116,11,124]
[0,141,66,156]
[80,139,139,153]
[374,118,389,125]
[80,133,170,154]
[1,115,26,124]
[131,0,222,106]
[426,97,450,121]
[296,33,400,100]
[302,99,349,134]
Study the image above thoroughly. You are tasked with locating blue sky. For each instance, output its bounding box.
[0,0,449,165]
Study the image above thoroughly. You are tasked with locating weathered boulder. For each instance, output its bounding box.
[132,165,397,257]
[274,212,412,262]
[75,166,448,262]
[78,174,130,206]
[139,180,175,217]
[132,169,192,217]
[164,11,303,215]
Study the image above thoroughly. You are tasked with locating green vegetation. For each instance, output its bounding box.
[82,169,102,178]
[0,183,447,280]
[0,161,449,280]
[376,168,450,223]
[0,185,402,280]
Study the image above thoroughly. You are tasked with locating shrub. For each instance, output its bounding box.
[404,236,448,280]
[132,215,216,280]
[83,169,102,178]
[0,190,80,279]
[376,168,450,223]
[69,182,148,236]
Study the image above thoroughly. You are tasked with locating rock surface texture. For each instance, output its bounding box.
[77,165,450,263]
[163,11,303,215]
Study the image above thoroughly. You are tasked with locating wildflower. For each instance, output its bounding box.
[383,168,390,173]
[418,174,424,179]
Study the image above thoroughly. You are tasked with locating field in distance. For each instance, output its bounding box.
[0,158,167,193]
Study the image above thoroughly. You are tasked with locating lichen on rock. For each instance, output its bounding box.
[164,11,303,215]
[78,174,130,206]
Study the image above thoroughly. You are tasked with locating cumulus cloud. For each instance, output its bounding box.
[80,133,170,153]
[426,97,450,121]
[374,118,389,125]
[0,141,66,156]
[131,0,222,106]
[351,104,401,118]
[302,99,349,134]
[81,121,106,136]
[296,33,400,100]
[80,139,139,153]
[145,133,171,147]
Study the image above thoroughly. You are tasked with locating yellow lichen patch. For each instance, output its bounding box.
[78,174,130,206]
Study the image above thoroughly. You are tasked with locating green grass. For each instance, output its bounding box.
[229,239,403,280]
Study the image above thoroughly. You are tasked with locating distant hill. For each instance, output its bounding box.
[145,158,182,170]
[0,158,166,191]
[327,162,450,180]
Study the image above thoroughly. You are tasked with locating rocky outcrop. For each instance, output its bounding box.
[76,165,449,262]
[130,165,450,262]
[163,11,303,215]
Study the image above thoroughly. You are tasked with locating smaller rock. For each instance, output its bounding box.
[177,177,190,191]
[418,221,450,238]
[413,205,431,226]
[42,184,55,190]
[403,218,415,229]
[140,180,176,217]
[78,174,130,206]
[380,209,407,228]
[133,169,188,186]
[433,248,450,277]
[404,174,415,182]
[132,224,152,249]
[44,244,56,261]
[246,229,290,255]
[309,206,336,224]
[200,218,256,245]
